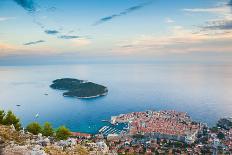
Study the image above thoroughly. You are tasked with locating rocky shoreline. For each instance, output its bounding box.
[1,111,232,155]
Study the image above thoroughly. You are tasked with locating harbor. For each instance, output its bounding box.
[98,123,128,137]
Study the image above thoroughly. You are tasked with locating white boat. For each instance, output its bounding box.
[35,113,39,118]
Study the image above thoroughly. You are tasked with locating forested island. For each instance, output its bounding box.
[50,78,108,99]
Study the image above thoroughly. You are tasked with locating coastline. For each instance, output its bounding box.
[1,109,231,154]
[63,91,108,99]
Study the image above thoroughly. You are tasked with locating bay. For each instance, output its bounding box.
[0,63,231,133]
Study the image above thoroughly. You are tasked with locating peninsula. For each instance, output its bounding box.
[50,78,108,99]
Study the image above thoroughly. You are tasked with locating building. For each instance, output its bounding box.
[71,132,92,139]
[112,110,202,144]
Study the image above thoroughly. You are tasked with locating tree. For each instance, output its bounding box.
[217,132,225,139]
[2,110,21,130]
[26,122,42,135]
[211,127,218,133]
[56,126,71,140]
[42,122,54,137]
[0,110,5,124]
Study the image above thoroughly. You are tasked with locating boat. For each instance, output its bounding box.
[35,113,39,118]
[101,119,110,122]
[16,104,21,107]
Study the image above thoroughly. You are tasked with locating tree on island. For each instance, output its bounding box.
[2,110,21,130]
[26,122,42,135]
[56,125,71,140]
[42,122,54,137]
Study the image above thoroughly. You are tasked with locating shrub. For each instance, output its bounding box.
[42,122,54,136]
[56,125,71,140]
[2,110,21,130]
[26,122,42,135]
[0,110,5,124]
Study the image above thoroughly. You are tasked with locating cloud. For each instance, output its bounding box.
[203,20,232,30]
[165,18,175,23]
[115,26,232,55]
[183,1,232,31]
[12,0,64,38]
[23,40,45,45]
[13,0,37,13]
[71,38,91,47]
[0,42,24,57]
[46,7,57,12]
[183,1,232,18]
[0,17,14,22]
[93,1,153,25]
[228,0,232,6]
[0,43,16,50]
[183,7,230,14]
[58,35,80,39]
[12,0,80,42]
[44,30,59,35]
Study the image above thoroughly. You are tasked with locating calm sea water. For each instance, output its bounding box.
[0,64,232,133]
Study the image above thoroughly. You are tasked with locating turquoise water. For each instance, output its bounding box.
[0,64,232,133]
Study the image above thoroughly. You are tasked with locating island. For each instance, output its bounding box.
[50,78,108,99]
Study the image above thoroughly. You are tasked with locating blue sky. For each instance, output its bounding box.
[0,0,232,65]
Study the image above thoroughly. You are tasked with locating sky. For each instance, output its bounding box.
[0,0,232,65]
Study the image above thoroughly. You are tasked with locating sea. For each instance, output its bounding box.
[0,63,231,134]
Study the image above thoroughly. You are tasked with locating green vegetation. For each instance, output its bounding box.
[0,110,5,124]
[217,132,225,139]
[25,120,72,140]
[172,141,184,148]
[210,126,219,133]
[50,78,83,90]
[0,109,72,140]
[26,122,42,135]
[50,78,108,98]
[56,125,71,140]
[42,122,54,137]
[26,122,72,140]
[217,118,232,130]
[0,110,21,130]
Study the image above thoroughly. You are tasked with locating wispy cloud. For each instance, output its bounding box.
[46,7,57,12]
[165,18,175,23]
[44,30,59,35]
[0,43,16,50]
[58,35,80,39]
[115,26,232,55]
[0,42,25,57]
[12,0,66,39]
[183,0,232,31]
[203,20,232,30]
[71,38,91,47]
[228,0,232,6]
[12,0,82,42]
[23,40,45,45]
[95,0,232,58]
[183,7,230,14]
[93,1,153,25]
[13,0,37,13]
[0,17,14,22]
